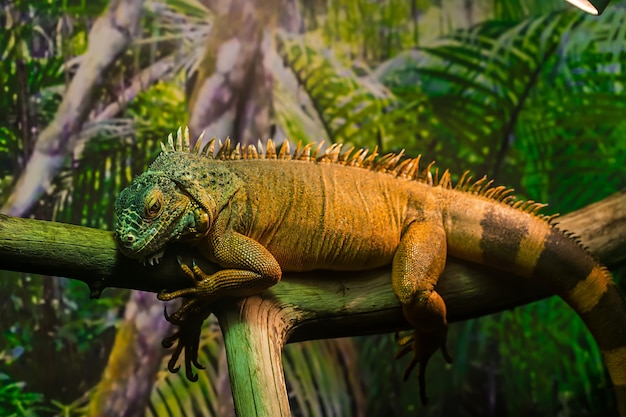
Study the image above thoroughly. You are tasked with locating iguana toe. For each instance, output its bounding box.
[161,301,210,382]
[395,328,452,405]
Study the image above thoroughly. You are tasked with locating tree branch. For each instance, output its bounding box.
[1,190,624,416]
[0,189,623,336]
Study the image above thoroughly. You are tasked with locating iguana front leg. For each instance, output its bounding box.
[158,229,282,380]
[159,228,282,302]
[392,220,452,404]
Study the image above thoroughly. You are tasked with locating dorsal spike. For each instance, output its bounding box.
[318,143,342,163]
[183,126,191,151]
[278,141,291,159]
[299,143,314,161]
[528,203,547,215]
[231,143,241,160]
[402,160,418,179]
[373,152,395,171]
[167,132,175,152]
[216,138,231,160]
[484,185,502,199]
[266,139,276,159]
[347,148,368,166]
[256,140,264,157]
[247,144,259,159]
[473,176,493,195]
[438,169,452,188]
[293,141,303,159]
[176,127,184,151]
[495,186,511,199]
[393,158,413,177]
[311,141,325,159]
[496,187,511,199]
[499,188,515,201]
[201,138,216,158]
[328,143,343,161]
[469,176,488,193]
[503,195,516,205]
[512,200,525,209]
[362,146,379,167]
[406,155,422,179]
[425,170,434,186]
[455,171,469,190]
[484,188,496,199]
[191,137,201,155]
[338,146,356,164]
[192,131,206,155]
[384,150,405,171]
[215,138,224,159]
[545,213,559,224]
[224,138,232,159]
[418,160,435,183]
[160,141,168,153]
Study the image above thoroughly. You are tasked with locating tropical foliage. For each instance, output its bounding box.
[0,0,624,415]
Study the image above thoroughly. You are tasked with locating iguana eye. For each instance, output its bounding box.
[144,191,163,219]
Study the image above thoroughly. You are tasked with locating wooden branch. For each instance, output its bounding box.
[0,190,624,416]
[0,190,623,330]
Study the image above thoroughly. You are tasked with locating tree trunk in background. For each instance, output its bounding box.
[0,0,150,410]
[1,0,145,217]
[88,293,178,417]
[187,0,279,146]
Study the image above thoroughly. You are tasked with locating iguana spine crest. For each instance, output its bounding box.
[165,127,559,224]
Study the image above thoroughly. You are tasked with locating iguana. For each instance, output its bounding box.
[114,127,626,413]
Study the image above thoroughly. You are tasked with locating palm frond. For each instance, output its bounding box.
[277,32,432,151]
[284,339,365,417]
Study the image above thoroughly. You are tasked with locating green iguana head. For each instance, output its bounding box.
[114,171,210,265]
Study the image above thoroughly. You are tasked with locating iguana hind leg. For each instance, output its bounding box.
[392,220,452,404]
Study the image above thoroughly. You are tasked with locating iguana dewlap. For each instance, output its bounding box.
[114,128,626,413]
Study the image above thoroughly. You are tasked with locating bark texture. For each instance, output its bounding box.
[1,0,145,217]
[187,0,279,145]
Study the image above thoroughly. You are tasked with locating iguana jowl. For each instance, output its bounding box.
[114,127,626,412]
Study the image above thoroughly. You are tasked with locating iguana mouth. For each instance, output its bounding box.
[142,249,165,266]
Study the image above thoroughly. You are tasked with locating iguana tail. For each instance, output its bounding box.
[441,187,626,414]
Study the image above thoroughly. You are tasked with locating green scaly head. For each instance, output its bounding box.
[114,171,212,265]
[115,127,246,265]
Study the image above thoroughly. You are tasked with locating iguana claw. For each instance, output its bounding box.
[395,329,452,405]
[157,257,215,301]
[162,303,209,382]
[158,257,216,382]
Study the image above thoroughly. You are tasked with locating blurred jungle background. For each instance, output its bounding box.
[1,0,625,415]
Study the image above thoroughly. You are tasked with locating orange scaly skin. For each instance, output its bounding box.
[114,128,626,413]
